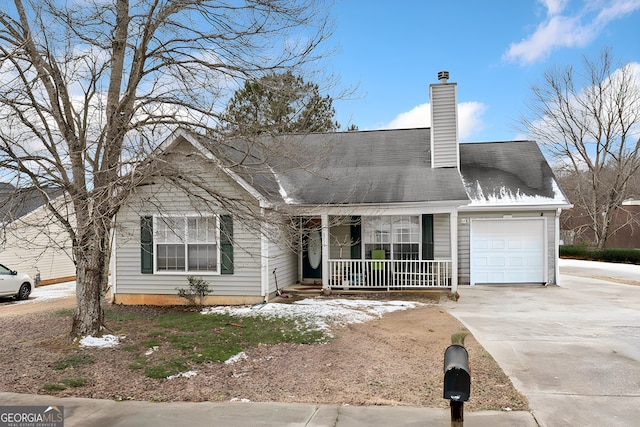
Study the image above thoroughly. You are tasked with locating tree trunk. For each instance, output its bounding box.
[71,224,110,337]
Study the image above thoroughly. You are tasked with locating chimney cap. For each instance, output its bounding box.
[437,71,450,83]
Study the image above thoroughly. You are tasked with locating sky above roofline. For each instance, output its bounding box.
[329,0,640,143]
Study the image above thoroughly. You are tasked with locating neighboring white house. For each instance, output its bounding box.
[111,72,571,305]
[0,185,76,285]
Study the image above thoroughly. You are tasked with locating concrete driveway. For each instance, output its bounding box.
[446,260,640,427]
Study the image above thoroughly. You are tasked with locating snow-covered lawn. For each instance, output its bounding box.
[202,298,424,334]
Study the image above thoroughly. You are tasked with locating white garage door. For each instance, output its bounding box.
[471,219,545,285]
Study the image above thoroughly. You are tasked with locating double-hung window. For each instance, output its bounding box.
[363,215,420,260]
[392,216,420,260]
[155,216,218,273]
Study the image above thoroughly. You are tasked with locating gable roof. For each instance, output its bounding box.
[164,128,569,210]
[459,140,569,207]
[167,128,469,207]
[268,128,469,205]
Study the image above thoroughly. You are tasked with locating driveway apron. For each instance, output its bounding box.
[446,264,640,427]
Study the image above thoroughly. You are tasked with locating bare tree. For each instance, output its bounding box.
[521,49,640,248]
[0,0,333,337]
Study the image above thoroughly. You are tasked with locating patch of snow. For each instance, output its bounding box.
[166,371,198,380]
[145,346,159,356]
[16,280,76,305]
[79,334,124,348]
[559,258,640,279]
[225,351,248,364]
[462,178,567,206]
[201,298,424,333]
[267,165,298,205]
[230,398,251,402]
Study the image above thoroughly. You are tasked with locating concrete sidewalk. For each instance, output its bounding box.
[0,392,537,426]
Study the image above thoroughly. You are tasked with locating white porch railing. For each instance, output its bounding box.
[329,259,452,290]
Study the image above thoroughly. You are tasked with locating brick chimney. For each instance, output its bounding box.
[430,71,459,169]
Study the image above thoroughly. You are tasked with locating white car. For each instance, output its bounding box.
[0,263,34,300]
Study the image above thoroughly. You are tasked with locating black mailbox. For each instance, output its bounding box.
[443,344,470,402]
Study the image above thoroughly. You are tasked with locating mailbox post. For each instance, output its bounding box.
[443,344,470,425]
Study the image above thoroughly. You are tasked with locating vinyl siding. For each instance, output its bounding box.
[0,204,75,283]
[114,166,265,297]
[430,83,459,168]
[433,213,451,259]
[267,240,298,295]
[457,210,558,286]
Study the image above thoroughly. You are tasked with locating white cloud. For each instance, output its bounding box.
[383,101,487,141]
[540,0,569,16]
[385,103,430,129]
[458,102,488,141]
[504,0,640,66]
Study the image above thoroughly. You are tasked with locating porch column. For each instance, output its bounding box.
[321,214,330,292]
[450,209,458,292]
[554,208,561,285]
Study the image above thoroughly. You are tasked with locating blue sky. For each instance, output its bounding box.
[328,0,640,142]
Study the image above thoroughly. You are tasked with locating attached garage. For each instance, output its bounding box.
[470,218,546,285]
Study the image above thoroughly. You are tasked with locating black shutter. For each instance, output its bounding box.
[141,216,154,274]
[350,216,361,259]
[220,215,234,274]
[422,214,434,260]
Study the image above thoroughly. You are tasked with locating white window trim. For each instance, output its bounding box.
[153,214,221,275]
[362,215,422,260]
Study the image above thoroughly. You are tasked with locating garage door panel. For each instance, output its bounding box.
[471,219,545,285]
[492,240,505,249]
[508,257,523,267]
[508,240,522,249]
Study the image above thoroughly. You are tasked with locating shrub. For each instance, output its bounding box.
[560,245,640,264]
[177,276,211,306]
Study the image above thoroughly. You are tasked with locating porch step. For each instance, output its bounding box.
[281,284,323,297]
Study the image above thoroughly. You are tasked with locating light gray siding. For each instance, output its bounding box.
[430,82,459,168]
[114,168,264,297]
[433,213,451,259]
[457,210,559,286]
[267,240,298,295]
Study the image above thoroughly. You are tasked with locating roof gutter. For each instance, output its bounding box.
[289,199,470,216]
[459,203,573,212]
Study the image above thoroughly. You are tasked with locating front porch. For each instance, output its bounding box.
[329,259,452,290]
[299,212,458,292]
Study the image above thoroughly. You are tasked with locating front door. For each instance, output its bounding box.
[302,220,322,280]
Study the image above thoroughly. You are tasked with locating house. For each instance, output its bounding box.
[0,183,76,285]
[561,199,640,249]
[111,72,571,305]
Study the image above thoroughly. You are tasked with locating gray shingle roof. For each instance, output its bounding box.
[187,128,568,208]
[0,184,62,224]
[228,128,469,206]
[459,140,568,205]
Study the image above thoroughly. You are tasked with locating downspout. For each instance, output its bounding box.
[450,209,458,293]
[261,208,270,300]
[321,214,330,294]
